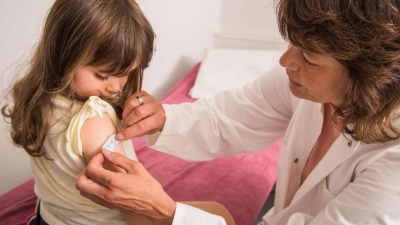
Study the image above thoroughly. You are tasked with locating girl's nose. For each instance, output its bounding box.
[279,44,300,72]
[106,76,122,94]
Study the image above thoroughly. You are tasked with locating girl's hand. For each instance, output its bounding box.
[116,91,166,141]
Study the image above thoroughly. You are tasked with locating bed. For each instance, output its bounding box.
[0,63,280,225]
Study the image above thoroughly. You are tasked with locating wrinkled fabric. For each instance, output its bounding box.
[148,66,400,225]
[31,95,136,225]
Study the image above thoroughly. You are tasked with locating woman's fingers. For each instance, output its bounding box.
[76,150,177,223]
[88,150,106,165]
[77,152,121,190]
[76,171,109,202]
[117,91,166,140]
[101,150,141,174]
[118,109,165,139]
[123,97,159,127]
[75,154,118,208]
[122,91,149,120]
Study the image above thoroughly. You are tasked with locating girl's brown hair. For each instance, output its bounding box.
[277,0,400,143]
[2,0,155,156]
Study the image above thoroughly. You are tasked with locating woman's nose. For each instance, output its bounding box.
[279,44,300,72]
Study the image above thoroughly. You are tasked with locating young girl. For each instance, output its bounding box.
[2,0,155,224]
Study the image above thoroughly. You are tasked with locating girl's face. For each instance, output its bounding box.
[70,63,138,99]
[279,44,350,105]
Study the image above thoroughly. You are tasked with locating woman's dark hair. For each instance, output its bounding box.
[2,0,155,156]
[277,0,400,143]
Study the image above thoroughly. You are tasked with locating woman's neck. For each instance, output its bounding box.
[324,103,342,137]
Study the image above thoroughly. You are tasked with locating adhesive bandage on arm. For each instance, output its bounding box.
[102,134,120,152]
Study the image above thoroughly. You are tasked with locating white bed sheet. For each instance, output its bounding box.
[191,48,283,99]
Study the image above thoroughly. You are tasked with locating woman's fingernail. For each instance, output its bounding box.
[102,149,112,155]
[116,133,124,140]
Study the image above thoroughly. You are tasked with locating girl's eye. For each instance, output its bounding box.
[95,73,109,81]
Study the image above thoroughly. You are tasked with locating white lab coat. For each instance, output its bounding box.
[147,66,400,225]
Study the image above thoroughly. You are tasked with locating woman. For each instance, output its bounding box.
[76,0,400,224]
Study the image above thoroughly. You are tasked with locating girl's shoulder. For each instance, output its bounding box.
[52,94,83,114]
[53,95,117,123]
[48,95,83,125]
[66,96,122,157]
[80,96,119,126]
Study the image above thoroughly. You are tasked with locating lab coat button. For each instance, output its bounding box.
[348,140,352,147]
[294,158,299,163]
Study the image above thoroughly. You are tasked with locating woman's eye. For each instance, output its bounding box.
[303,55,318,66]
[95,73,108,81]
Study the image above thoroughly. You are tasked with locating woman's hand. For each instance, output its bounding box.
[76,150,176,225]
[116,91,166,141]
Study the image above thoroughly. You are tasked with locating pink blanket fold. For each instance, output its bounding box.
[0,179,36,225]
[0,63,280,225]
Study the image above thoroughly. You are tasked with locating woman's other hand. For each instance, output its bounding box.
[76,150,176,225]
[117,91,166,140]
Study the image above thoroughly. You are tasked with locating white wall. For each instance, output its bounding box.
[216,0,285,50]
[0,0,54,195]
[0,0,283,195]
[136,0,220,98]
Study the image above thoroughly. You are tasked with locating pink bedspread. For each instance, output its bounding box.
[0,63,280,225]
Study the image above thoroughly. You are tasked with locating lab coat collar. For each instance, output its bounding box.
[291,133,360,203]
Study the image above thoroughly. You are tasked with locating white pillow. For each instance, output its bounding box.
[190,48,283,99]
